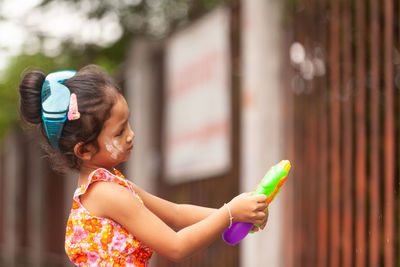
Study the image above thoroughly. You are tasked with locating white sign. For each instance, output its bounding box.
[164,7,231,183]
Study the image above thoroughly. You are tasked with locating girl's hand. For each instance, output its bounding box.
[228,193,268,226]
[251,208,269,232]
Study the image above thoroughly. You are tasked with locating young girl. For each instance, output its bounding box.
[18,65,269,266]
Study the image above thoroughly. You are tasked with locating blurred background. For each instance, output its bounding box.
[1,0,400,266]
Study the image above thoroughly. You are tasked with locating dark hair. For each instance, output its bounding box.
[18,64,122,172]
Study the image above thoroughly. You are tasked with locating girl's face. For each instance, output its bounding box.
[90,93,134,169]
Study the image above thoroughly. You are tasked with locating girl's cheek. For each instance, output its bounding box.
[105,142,120,160]
[112,139,124,152]
[105,139,125,160]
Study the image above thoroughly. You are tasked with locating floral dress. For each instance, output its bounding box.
[65,168,154,266]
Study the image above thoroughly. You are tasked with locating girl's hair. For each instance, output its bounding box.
[18,64,122,173]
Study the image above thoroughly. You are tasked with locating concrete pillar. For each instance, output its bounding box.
[124,39,161,194]
[240,0,285,266]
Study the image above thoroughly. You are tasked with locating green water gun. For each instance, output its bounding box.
[222,160,291,245]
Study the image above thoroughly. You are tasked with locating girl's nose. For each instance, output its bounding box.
[127,127,135,143]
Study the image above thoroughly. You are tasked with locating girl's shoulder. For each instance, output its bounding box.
[74,168,135,200]
[71,168,143,219]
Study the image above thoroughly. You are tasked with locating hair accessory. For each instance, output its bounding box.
[67,93,80,120]
[41,70,76,150]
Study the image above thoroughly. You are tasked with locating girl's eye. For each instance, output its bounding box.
[116,128,124,136]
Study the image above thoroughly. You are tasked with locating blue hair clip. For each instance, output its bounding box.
[41,70,76,150]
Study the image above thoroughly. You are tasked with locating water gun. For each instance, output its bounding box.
[222,160,291,245]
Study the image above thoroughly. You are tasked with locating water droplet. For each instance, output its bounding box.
[290,42,305,65]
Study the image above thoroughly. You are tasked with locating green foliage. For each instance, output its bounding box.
[0,0,228,140]
[0,48,122,139]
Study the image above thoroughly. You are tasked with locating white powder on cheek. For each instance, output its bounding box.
[104,139,125,160]
[105,143,119,159]
[112,140,124,152]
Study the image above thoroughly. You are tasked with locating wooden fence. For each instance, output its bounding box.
[287,0,400,266]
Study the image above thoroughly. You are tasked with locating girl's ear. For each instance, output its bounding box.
[74,142,93,161]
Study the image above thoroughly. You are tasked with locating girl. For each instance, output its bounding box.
[18,65,269,266]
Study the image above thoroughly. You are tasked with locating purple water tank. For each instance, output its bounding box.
[222,221,254,245]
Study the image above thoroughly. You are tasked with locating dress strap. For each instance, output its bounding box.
[73,168,135,203]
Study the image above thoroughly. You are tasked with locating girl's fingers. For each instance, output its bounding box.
[255,211,267,221]
[249,208,269,230]
[253,194,267,203]
[260,209,269,229]
[251,225,260,232]
[256,219,266,225]
[256,202,268,211]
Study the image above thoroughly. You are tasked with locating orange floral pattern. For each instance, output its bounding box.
[65,168,153,266]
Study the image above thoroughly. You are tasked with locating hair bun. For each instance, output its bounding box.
[19,71,46,124]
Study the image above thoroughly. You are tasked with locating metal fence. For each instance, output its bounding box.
[287,0,400,266]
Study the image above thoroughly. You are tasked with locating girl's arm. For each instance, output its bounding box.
[132,183,216,230]
[81,181,267,262]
